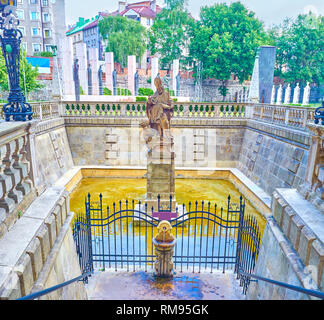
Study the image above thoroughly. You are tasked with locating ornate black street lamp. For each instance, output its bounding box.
[0,1,33,122]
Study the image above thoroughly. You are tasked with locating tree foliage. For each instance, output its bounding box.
[148,3,194,70]
[189,2,269,97]
[0,48,42,94]
[99,16,147,67]
[269,13,324,86]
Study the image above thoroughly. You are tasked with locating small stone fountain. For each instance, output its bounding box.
[153,221,176,278]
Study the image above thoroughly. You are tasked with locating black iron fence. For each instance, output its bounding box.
[72,194,261,294]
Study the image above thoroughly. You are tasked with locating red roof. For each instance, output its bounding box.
[119,1,161,19]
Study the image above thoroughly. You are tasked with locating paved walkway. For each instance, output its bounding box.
[86,270,245,300]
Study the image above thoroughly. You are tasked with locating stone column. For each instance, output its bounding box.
[172,59,179,95]
[89,48,99,96]
[293,83,300,104]
[153,221,176,278]
[75,42,88,95]
[128,55,136,96]
[303,82,311,106]
[284,84,291,105]
[105,52,114,93]
[151,57,159,91]
[276,84,283,105]
[60,37,75,97]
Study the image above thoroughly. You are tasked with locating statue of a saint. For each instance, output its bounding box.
[141,77,173,138]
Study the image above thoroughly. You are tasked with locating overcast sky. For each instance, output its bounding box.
[65,0,324,28]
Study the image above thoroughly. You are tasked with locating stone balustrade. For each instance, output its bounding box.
[0,123,36,239]
[253,104,316,129]
[0,102,60,122]
[63,101,248,120]
[62,100,316,130]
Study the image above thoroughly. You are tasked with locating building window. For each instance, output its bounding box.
[32,43,42,53]
[17,0,24,4]
[18,27,25,35]
[43,12,50,22]
[42,0,48,6]
[44,29,51,38]
[30,11,39,21]
[32,27,40,36]
[17,10,24,20]
[45,45,52,52]
[30,0,38,4]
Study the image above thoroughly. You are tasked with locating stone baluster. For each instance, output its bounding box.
[12,136,32,198]
[0,142,17,214]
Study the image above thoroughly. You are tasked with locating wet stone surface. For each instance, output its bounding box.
[86,270,245,300]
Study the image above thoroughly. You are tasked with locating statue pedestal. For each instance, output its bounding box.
[146,134,177,213]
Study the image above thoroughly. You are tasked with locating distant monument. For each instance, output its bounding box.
[88,63,92,95]
[249,46,276,104]
[73,58,80,101]
[113,69,117,96]
[141,77,177,213]
[134,71,139,96]
[98,65,103,95]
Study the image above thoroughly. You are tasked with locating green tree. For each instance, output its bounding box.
[164,0,186,10]
[99,16,147,67]
[269,13,324,86]
[189,2,269,99]
[149,3,194,70]
[0,48,43,94]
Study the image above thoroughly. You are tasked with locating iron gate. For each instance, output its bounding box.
[72,194,261,293]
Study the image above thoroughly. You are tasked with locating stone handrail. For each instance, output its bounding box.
[63,101,248,120]
[252,103,316,129]
[0,100,317,130]
[0,102,60,121]
[62,100,316,130]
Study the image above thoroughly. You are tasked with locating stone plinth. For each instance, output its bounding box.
[75,43,88,95]
[146,135,176,213]
[89,48,99,95]
[128,55,136,96]
[105,52,114,92]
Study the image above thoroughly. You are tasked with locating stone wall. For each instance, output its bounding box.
[0,186,87,300]
[31,119,74,194]
[247,188,324,300]
[64,117,246,168]
[238,120,311,196]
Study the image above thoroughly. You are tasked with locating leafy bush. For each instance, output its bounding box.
[103,87,112,95]
[139,88,154,96]
[136,96,147,102]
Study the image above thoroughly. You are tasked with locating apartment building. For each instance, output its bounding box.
[16,0,66,56]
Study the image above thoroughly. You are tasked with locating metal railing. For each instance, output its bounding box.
[238,270,324,300]
[17,271,93,301]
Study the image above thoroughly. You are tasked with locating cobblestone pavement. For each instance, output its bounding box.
[86,269,245,300]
